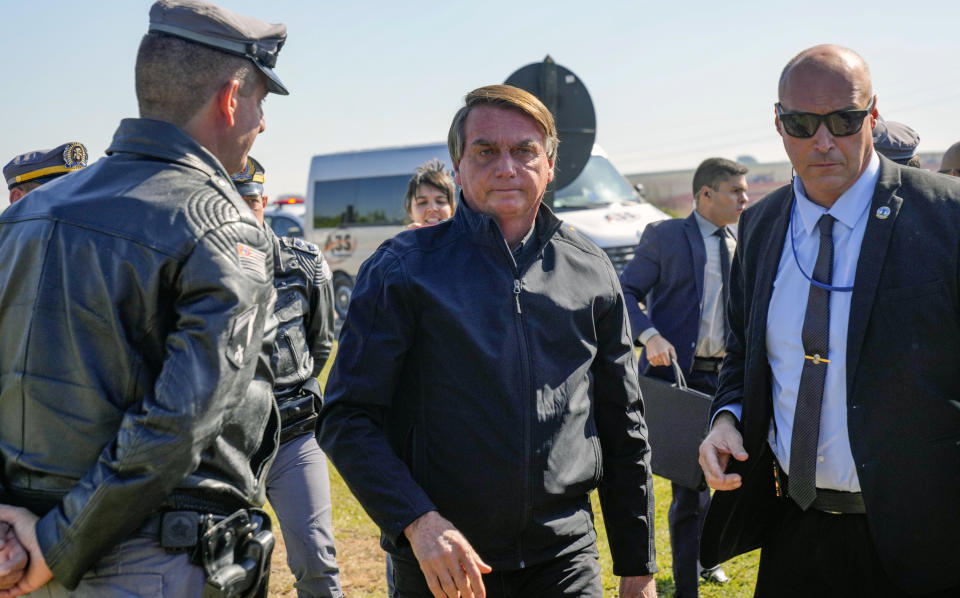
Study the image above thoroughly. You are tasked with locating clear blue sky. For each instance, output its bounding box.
[3,0,958,199]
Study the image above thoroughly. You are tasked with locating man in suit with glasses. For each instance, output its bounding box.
[698,44,960,597]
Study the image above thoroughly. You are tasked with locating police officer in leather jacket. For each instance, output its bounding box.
[233,157,343,598]
[0,2,289,595]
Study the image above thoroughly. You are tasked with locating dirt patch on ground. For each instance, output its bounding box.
[267,508,388,597]
[333,526,388,597]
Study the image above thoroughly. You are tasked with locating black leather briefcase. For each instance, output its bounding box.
[639,360,712,490]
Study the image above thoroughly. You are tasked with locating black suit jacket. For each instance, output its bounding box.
[700,157,960,593]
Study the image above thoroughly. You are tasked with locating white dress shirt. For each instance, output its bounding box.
[717,152,880,492]
[766,152,880,492]
[693,211,735,358]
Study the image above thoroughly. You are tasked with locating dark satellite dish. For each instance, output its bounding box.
[505,56,596,200]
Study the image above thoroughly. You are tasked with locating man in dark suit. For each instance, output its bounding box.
[699,44,960,597]
[620,157,748,597]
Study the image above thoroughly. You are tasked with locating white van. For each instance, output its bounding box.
[304,143,668,319]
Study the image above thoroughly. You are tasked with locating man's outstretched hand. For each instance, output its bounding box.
[699,411,749,491]
[404,511,491,598]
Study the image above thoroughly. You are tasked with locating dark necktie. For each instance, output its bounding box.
[714,228,731,338]
[788,214,835,510]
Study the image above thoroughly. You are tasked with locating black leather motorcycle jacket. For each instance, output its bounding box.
[0,118,279,589]
[270,231,335,397]
[269,230,335,440]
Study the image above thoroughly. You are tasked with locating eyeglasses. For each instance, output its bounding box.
[776,97,875,138]
[938,168,959,176]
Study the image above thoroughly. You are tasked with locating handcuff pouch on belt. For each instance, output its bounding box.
[277,378,322,444]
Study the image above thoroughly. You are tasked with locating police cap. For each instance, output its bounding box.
[873,117,919,162]
[232,156,265,197]
[148,0,288,95]
[4,142,88,190]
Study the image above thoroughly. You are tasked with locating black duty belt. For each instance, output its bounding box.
[0,487,242,520]
[773,459,866,514]
[691,356,723,373]
[137,511,226,550]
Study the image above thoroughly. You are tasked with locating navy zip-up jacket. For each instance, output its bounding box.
[317,198,656,576]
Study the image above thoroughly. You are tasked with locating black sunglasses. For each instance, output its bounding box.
[939,168,959,176]
[776,97,875,138]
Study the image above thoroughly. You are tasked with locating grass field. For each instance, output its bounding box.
[266,346,760,597]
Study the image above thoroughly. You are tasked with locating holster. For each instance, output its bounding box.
[195,509,275,598]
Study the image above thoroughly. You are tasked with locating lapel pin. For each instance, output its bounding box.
[875,206,891,220]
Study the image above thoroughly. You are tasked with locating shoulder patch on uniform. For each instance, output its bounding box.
[280,235,319,255]
[226,305,258,368]
[237,242,267,277]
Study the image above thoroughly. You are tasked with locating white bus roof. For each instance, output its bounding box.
[307,142,451,181]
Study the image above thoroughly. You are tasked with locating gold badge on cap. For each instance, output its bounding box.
[240,159,254,178]
[875,206,891,220]
[62,142,88,168]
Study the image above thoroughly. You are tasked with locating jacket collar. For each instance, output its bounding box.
[106,118,232,182]
[454,192,562,249]
[264,222,282,263]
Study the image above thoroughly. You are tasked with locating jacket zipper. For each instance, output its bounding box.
[497,235,532,566]
[495,217,562,567]
[512,274,530,567]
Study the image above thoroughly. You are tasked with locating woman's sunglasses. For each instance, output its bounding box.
[776,97,875,138]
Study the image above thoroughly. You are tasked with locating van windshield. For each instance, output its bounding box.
[553,155,639,212]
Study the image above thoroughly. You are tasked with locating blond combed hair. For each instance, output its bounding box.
[447,85,559,167]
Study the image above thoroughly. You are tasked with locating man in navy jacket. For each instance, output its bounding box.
[620,157,748,597]
[318,85,658,598]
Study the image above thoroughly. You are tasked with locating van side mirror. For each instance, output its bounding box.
[634,183,645,195]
